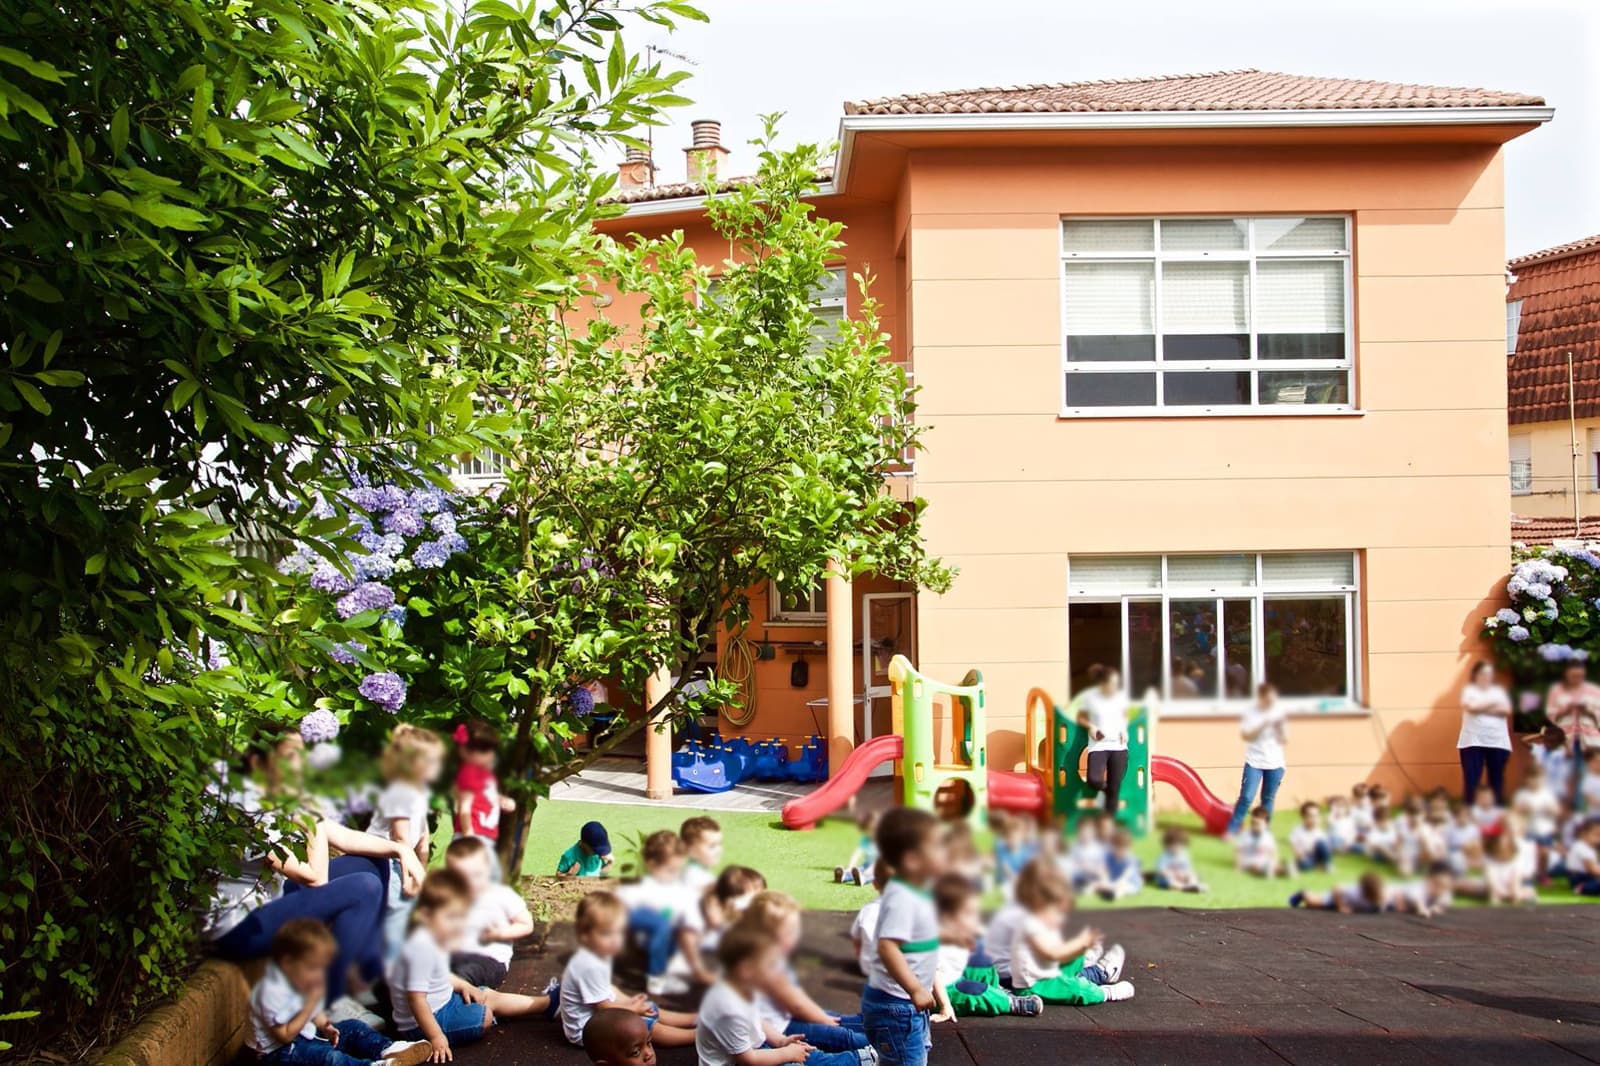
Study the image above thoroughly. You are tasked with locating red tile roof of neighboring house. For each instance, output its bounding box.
[1507,237,1600,425]
[602,165,833,206]
[1511,514,1600,547]
[844,69,1544,116]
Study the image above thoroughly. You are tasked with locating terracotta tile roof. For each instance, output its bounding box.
[1511,514,1600,547]
[1507,240,1600,425]
[845,69,1543,116]
[602,166,834,206]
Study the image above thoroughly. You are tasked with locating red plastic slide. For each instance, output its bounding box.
[1151,755,1232,835]
[987,769,1047,816]
[781,734,904,830]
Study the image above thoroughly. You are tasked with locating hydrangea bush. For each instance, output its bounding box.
[1483,546,1600,692]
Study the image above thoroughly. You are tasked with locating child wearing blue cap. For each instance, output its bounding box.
[560,821,614,878]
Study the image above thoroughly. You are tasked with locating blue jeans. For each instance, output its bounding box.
[397,991,488,1046]
[261,1020,392,1065]
[786,1018,869,1051]
[1296,840,1333,872]
[1226,765,1285,835]
[861,985,928,1066]
[215,857,385,1001]
[628,907,676,976]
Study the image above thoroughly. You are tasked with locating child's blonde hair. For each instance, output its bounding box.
[576,891,627,936]
[737,889,800,934]
[381,722,444,781]
[1013,859,1072,913]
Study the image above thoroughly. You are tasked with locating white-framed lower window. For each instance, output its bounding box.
[1066,552,1361,713]
[1509,433,1533,496]
[768,578,827,625]
[1060,216,1353,415]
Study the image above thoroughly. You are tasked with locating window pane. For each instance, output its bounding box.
[1167,554,1256,588]
[1069,556,1162,593]
[1164,371,1250,406]
[1161,261,1248,358]
[1262,552,1355,588]
[1255,217,1347,252]
[1063,219,1154,253]
[1258,370,1350,406]
[1168,599,1218,700]
[1223,599,1254,698]
[1068,602,1123,695]
[1127,600,1163,701]
[1161,218,1247,252]
[1258,333,1344,360]
[1065,262,1154,358]
[814,268,848,304]
[1066,372,1155,408]
[1258,259,1343,331]
[1263,597,1348,698]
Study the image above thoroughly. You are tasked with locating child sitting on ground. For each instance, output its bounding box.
[700,865,767,956]
[250,919,431,1066]
[1386,861,1456,917]
[1289,802,1333,873]
[559,892,697,1051]
[1233,807,1286,878]
[1365,807,1399,865]
[1326,796,1359,854]
[581,1008,655,1066]
[1563,816,1600,896]
[1289,872,1386,915]
[1152,828,1206,893]
[1444,803,1484,876]
[1395,799,1440,876]
[738,891,868,1051]
[1470,785,1503,833]
[836,809,882,886]
[617,830,699,997]
[681,816,724,893]
[443,836,536,991]
[697,923,878,1066]
[861,808,945,1066]
[1067,816,1109,893]
[1092,826,1143,901]
[930,874,1042,1018]
[1008,863,1133,1004]
[1481,828,1538,905]
[1350,783,1375,843]
[558,820,614,878]
[389,870,555,1058]
[942,821,989,892]
[991,812,1039,893]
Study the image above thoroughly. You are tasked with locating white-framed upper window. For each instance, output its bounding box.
[1589,429,1600,492]
[1067,551,1361,713]
[1506,298,1523,356]
[1509,433,1533,496]
[768,578,827,625]
[1061,216,1353,415]
[808,267,847,353]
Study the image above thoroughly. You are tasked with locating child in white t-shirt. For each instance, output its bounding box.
[1152,828,1206,893]
[1349,784,1375,842]
[250,920,429,1065]
[929,874,1043,1020]
[1470,785,1503,834]
[1233,808,1285,878]
[1365,807,1399,865]
[617,830,702,997]
[1443,805,1484,876]
[1289,872,1385,915]
[1092,826,1143,901]
[1007,862,1132,1005]
[680,815,724,893]
[1564,817,1600,896]
[741,891,869,1053]
[849,862,887,976]
[1385,863,1455,917]
[1482,829,1537,905]
[369,724,445,960]
[389,870,554,1058]
[1326,796,1359,854]
[862,808,945,1066]
[1067,816,1108,893]
[443,836,536,991]
[559,891,696,1050]
[1288,803,1333,874]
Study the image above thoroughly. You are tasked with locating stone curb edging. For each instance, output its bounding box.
[96,959,261,1066]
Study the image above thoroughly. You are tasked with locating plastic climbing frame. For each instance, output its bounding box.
[1049,692,1152,835]
[889,655,989,828]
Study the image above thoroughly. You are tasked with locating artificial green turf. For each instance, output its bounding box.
[513,799,1596,912]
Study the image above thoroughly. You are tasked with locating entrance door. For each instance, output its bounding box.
[862,592,915,776]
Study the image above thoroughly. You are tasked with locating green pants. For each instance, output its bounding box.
[1014,972,1107,1006]
[945,961,1017,1018]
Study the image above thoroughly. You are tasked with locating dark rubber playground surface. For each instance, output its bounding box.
[459,906,1600,1066]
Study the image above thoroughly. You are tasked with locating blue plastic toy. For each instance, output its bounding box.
[671,733,828,792]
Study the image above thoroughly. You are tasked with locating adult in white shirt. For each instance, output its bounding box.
[1075,665,1131,815]
[1226,682,1288,835]
[1458,660,1513,804]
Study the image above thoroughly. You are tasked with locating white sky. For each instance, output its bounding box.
[638,0,1599,258]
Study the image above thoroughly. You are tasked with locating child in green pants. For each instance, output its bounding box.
[930,875,1042,1018]
[1008,862,1134,1004]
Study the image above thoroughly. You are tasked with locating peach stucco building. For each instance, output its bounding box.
[598,70,1552,809]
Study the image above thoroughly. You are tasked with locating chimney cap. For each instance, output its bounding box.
[689,119,722,148]
[624,145,653,165]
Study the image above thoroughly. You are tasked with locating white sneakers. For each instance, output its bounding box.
[326,995,386,1030]
[1097,943,1127,983]
[378,1040,433,1066]
[646,973,690,997]
[1100,980,1136,1002]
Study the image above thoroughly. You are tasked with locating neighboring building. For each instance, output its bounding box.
[593,70,1551,804]
[1506,234,1600,538]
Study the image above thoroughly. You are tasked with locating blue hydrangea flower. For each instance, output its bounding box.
[1507,577,1529,596]
[278,548,316,576]
[429,512,457,536]
[346,486,383,511]
[311,561,354,594]
[382,604,408,626]
[1508,625,1531,643]
[567,686,596,718]
[439,532,467,555]
[410,487,450,515]
[358,671,407,713]
[335,581,396,620]
[375,485,409,512]
[329,641,365,665]
[1495,608,1520,625]
[413,540,451,569]
[353,551,395,583]
[383,508,425,536]
[1539,643,1573,662]
[299,708,340,744]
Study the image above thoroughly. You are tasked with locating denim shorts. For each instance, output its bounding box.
[860,984,928,1066]
[398,991,488,1046]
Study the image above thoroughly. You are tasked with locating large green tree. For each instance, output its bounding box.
[0,0,697,1051]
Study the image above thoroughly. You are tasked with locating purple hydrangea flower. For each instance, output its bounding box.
[410,487,449,515]
[346,486,383,511]
[309,496,337,520]
[1508,625,1531,643]
[329,641,365,665]
[353,551,395,583]
[439,533,467,555]
[378,532,406,556]
[382,604,408,626]
[566,686,595,718]
[277,548,315,576]
[429,512,457,536]
[413,540,451,569]
[335,581,395,620]
[358,671,407,713]
[383,508,425,536]
[310,561,355,594]
[300,708,341,744]
[375,485,409,512]
[356,529,386,552]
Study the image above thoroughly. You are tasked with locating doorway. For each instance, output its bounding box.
[862,592,915,776]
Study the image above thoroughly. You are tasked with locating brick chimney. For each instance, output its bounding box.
[684,119,729,184]
[617,146,654,190]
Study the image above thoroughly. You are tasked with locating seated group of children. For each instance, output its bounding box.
[568,809,1135,1066]
[248,835,558,1065]
[972,810,1159,903]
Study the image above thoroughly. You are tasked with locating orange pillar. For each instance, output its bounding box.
[644,665,672,800]
[825,558,854,775]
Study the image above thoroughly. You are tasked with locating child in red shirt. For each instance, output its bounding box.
[453,720,515,878]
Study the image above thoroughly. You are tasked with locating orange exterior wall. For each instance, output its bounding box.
[903,142,1511,808]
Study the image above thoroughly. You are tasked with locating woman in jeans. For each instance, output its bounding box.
[1077,665,1130,815]
[1458,660,1513,804]
[1226,682,1288,836]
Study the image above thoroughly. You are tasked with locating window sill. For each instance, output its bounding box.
[767,617,828,628]
[1156,699,1370,720]
[1059,407,1365,420]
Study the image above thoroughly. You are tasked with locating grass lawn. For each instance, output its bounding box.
[512,798,1597,913]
